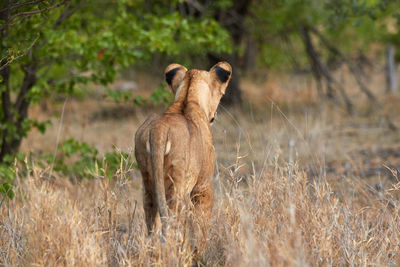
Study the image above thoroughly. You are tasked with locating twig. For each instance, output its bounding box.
[0,34,40,72]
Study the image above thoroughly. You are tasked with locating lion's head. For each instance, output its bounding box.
[164,62,232,123]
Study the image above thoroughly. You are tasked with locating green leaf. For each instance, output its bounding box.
[149,86,173,106]
[0,182,14,200]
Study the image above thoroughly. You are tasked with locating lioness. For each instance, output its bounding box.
[135,62,232,237]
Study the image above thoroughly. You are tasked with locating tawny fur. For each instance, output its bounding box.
[134,62,232,238]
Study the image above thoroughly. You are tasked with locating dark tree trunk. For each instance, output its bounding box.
[299,27,325,97]
[0,64,14,162]
[299,26,354,115]
[244,37,256,74]
[0,0,13,163]
[208,0,252,106]
[0,64,37,163]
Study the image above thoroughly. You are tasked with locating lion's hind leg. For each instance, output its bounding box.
[190,180,213,222]
[190,180,213,252]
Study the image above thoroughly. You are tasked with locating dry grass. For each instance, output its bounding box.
[1,68,400,266]
[1,152,398,266]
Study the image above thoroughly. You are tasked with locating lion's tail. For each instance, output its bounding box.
[149,126,169,239]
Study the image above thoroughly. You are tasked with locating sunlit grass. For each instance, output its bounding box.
[2,70,400,266]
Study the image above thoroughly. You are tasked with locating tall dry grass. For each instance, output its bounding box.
[2,68,400,266]
[0,146,399,266]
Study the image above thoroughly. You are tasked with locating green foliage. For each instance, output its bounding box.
[325,0,398,25]
[105,88,169,107]
[50,138,133,180]
[0,0,232,174]
[0,153,24,200]
[105,88,135,103]
[247,0,400,69]
[0,138,134,200]
[1,0,231,90]
[0,182,14,200]
[148,86,174,106]
[0,0,399,192]
[54,138,99,177]
[105,83,173,106]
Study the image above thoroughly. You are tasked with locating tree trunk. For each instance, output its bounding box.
[0,0,38,162]
[299,26,354,114]
[0,65,37,163]
[299,27,325,97]
[0,0,13,163]
[386,43,398,93]
[208,0,252,106]
[305,26,397,131]
[244,37,256,74]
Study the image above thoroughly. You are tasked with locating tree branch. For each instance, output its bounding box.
[0,0,46,13]
[52,0,86,29]
[0,0,70,31]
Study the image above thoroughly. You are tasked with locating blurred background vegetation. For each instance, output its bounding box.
[0,0,399,197]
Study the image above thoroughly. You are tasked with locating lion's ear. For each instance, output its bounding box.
[164,64,187,94]
[210,61,232,85]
